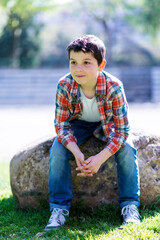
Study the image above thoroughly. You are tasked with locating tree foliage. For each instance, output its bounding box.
[140,0,160,35]
[78,0,137,64]
[0,0,160,68]
[79,0,160,35]
[119,0,160,35]
[0,13,42,68]
[0,0,59,68]
[78,0,160,65]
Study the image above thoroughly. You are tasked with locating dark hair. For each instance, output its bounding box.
[66,35,106,66]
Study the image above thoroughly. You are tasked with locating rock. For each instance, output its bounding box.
[10,132,160,209]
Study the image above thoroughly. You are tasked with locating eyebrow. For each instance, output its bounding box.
[70,58,92,61]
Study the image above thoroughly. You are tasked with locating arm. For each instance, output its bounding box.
[105,84,130,154]
[77,84,130,176]
[55,83,92,176]
[66,142,84,167]
[76,147,112,176]
[55,83,77,147]
[66,142,93,176]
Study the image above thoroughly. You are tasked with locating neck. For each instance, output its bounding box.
[80,85,96,99]
[80,77,97,91]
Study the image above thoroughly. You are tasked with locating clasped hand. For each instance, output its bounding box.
[75,154,102,177]
[68,142,110,177]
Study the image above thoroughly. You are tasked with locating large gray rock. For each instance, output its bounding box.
[10,131,160,209]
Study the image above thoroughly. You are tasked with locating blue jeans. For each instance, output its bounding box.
[48,120,140,211]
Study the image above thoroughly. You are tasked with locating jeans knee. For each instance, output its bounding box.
[116,142,136,160]
[115,143,137,174]
[49,138,71,167]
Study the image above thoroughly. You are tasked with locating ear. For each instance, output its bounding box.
[98,59,106,71]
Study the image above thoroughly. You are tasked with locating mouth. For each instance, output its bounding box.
[75,75,85,78]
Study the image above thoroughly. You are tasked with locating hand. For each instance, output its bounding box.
[74,151,85,168]
[66,142,93,177]
[85,155,102,174]
[76,154,103,176]
[75,152,93,177]
[76,148,112,177]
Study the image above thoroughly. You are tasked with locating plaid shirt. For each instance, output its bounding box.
[54,70,130,154]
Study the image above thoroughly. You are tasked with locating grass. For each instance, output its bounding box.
[0,162,160,240]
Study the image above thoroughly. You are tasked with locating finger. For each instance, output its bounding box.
[85,157,92,164]
[76,163,89,171]
[76,161,81,168]
[79,169,93,175]
[76,160,86,169]
[81,165,92,172]
[82,169,92,173]
[84,172,93,176]
[77,172,93,177]
[76,166,83,171]
[77,172,86,176]
[76,159,86,166]
[76,165,91,170]
[85,162,93,170]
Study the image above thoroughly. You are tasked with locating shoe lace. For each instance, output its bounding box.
[121,205,141,220]
[49,208,69,224]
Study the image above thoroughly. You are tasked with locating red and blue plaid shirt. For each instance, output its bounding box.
[54,70,130,154]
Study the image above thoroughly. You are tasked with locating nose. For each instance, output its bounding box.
[76,64,83,71]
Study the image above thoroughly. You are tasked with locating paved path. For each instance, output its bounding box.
[0,103,160,162]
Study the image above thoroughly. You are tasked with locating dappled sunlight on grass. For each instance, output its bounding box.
[0,162,160,239]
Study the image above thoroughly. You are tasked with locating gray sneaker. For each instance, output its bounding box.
[44,208,69,231]
[121,205,141,224]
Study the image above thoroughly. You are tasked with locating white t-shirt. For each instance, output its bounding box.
[79,88,101,122]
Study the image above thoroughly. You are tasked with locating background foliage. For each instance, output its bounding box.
[0,0,160,68]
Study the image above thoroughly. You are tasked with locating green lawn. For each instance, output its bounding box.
[0,162,160,240]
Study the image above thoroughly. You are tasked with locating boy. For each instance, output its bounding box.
[45,35,140,231]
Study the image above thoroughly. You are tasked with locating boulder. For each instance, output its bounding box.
[10,131,160,209]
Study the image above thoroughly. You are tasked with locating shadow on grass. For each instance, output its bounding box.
[0,196,123,239]
[0,196,160,240]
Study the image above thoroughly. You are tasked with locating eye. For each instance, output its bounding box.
[70,60,76,65]
[84,61,90,65]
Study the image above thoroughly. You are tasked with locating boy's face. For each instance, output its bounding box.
[69,50,106,89]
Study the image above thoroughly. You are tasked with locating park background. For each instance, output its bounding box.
[0,1,160,239]
[0,0,160,162]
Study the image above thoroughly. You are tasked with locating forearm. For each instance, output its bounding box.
[77,147,113,176]
[66,142,82,157]
[95,147,113,165]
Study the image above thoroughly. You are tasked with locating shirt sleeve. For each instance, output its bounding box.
[54,83,77,146]
[105,84,130,154]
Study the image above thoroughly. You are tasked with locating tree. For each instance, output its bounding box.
[0,0,59,67]
[0,11,43,68]
[132,0,160,36]
[78,0,160,66]
[78,0,131,65]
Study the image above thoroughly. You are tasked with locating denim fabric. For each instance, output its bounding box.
[48,120,140,211]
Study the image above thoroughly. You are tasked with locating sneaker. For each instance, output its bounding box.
[44,208,69,231]
[121,205,141,224]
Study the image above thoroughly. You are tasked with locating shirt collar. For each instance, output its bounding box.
[70,75,79,97]
[95,71,106,96]
[70,71,107,97]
